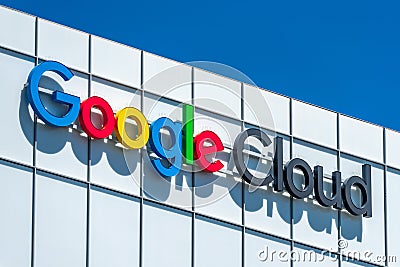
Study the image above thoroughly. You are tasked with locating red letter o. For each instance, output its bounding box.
[79,96,115,139]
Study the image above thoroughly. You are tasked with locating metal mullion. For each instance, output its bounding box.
[337,112,342,267]
[383,128,388,267]
[30,16,39,267]
[240,82,245,267]
[139,50,144,267]
[289,98,294,267]
[85,34,92,267]
[191,66,195,267]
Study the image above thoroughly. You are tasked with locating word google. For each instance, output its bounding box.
[26,61,372,217]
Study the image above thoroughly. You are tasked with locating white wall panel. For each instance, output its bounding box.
[143,92,181,122]
[342,260,375,266]
[194,108,241,148]
[386,169,400,267]
[142,153,192,209]
[34,172,87,267]
[36,71,88,181]
[0,51,34,165]
[293,197,338,251]
[245,230,290,267]
[38,19,89,71]
[385,129,400,169]
[244,84,290,134]
[0,6,35,55]
[340,115,383,163]
[195,171,242,224]
[340,156,385,265]
[245,184,291,239]
[0,161,32,267]
[195,217,242,267]
[243,126,291,238]
[92,36,141,88]
[89,188,140,267]
[292,140,337,175]
[142,202,192,267]
[90,79,141,196]
[194,68,241,119]
[292,100,337,148]
[143,52,191,102]
[142,93,192,208]
[293,244,338,267]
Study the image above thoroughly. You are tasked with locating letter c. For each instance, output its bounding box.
[233,128,273,186]
[26,61,80,127]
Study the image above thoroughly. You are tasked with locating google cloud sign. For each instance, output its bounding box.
[26,61,373,218]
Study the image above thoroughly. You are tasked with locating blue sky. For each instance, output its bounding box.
[2,0,400,130]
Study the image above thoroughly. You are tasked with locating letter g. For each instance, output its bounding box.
[27,61,80,127]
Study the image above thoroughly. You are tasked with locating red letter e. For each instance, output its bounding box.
[194,130,224,172]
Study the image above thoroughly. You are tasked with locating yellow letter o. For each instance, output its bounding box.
[115,107,149,149]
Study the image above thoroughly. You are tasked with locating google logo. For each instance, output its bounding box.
[26,61,373,217]
[27,61,225,178]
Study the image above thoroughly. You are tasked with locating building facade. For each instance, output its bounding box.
[0,5,399,267]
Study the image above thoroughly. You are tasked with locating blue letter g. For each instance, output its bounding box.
[26,61,80,127]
